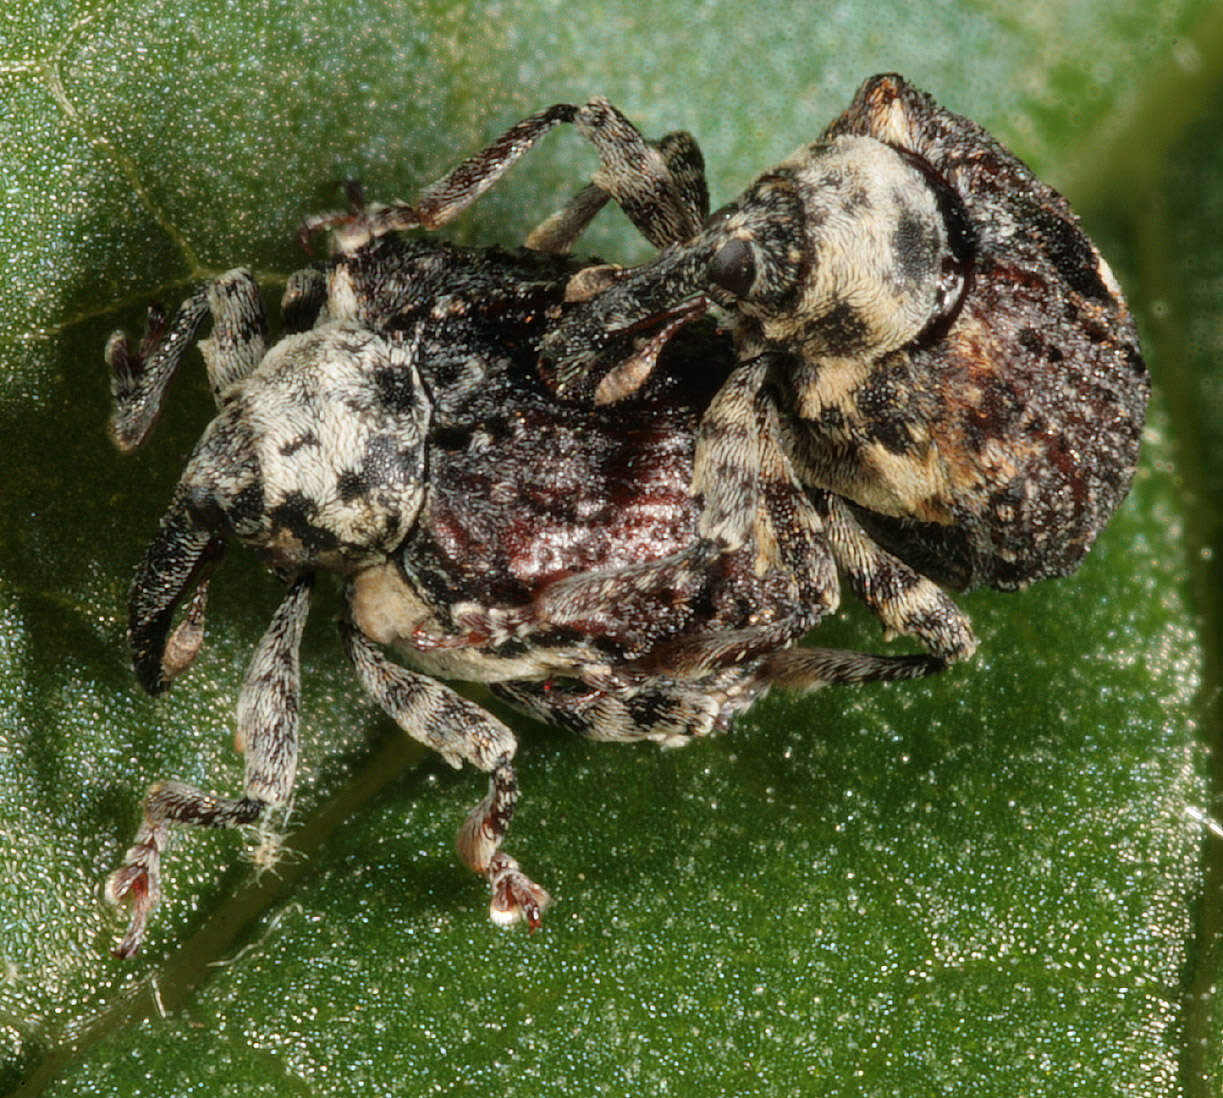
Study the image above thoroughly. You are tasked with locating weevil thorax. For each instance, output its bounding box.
[800,73,1149,589]
[696,134,968,527]
[708,135,954,370]
[183,321,430,575]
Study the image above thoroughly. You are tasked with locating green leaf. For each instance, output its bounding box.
[2,2,1219,1095]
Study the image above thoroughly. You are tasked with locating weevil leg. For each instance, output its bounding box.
[633,491,832,681]
[461,769,549,929]
[408,536,722,658]
[107,577,312,957]
[339,613,551,929]
[527,120,709,253]
[747,377,842,609]
[107,267,273,452]
[693,360,979,663]
[301,103,583,245]
[490,675,721,748]
[528,539,717,648]
[688,354,841,621]
[233,577,313,803]
[197,269,269,402]
[573,103,708,248]
[651,129,711,234]
[497,642,945,752]
[759,645,946,691]
[643,620,813,682]
[388,103,583,232]
[523,183,611,254]
[689,356,772,551]
[816,493,979,662]
[306,98,706,255]
[106,782,263,958]
[106,290,210,451]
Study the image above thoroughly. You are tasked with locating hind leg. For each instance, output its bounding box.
[491,673,724,749]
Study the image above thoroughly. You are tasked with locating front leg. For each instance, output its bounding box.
[339,613,550,928]
[527,124,709,254]
[568,100,708,248]
[303,97,707,255]
[106,268,274,450]
[689,356,772,552]
[106,290,209,451]
[107,576,313,957]
[301,104,582,247]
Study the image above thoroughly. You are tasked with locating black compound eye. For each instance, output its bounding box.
[708,237,756,298]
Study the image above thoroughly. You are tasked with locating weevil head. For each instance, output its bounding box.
[129,322,432,692]
[540,132,967,408]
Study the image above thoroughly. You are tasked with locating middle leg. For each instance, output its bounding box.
[340,611,550,928]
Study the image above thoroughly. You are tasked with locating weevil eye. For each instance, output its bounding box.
[708,237,757,298]
[699,179,807,310]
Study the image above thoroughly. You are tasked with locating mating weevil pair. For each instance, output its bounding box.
[103,74,1148,956]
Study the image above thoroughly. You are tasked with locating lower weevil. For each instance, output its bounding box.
[104,231,937,957]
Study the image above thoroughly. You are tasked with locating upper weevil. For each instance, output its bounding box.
[336,73,1148,613]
